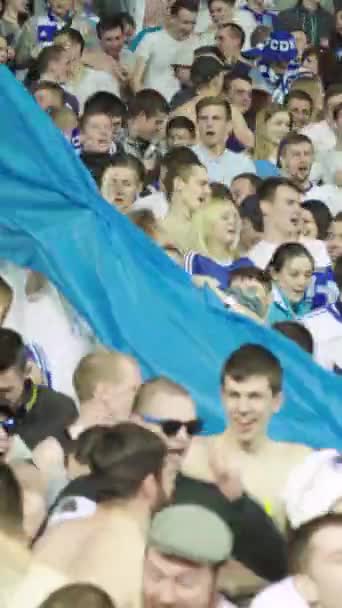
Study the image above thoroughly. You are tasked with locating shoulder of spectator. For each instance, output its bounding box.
[181,434,222,482]
[38,385,78,417]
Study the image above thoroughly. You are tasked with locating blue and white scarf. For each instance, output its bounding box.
[37,9,73,46]
[257,60,301,104]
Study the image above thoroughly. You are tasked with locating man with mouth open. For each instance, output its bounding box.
[192,96,256,187]
[279,133,330,207]
[182,343,310,602]
[247,177,331,271]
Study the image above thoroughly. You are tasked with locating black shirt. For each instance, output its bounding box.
[173,473,288,582]
[15,381,77,449]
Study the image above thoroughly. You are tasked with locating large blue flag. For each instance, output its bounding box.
[0,67,341,447]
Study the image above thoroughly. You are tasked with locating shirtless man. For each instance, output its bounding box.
[32,423,166,608]
[183,343,311,598]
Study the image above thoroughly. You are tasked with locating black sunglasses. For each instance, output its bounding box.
[142,415,203,437]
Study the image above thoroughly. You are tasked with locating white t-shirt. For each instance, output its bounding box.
[135,29,199,101]
[65,67,120,112]
[302,121,337,184]
[303,184,342,216]
[319,149,342,185]
[2,265,92,400]
[303,304,342,371]
[248,238,330,270]
[302,121,336,156]
[251,577,309,608]
[199,8,257,48]
[132,191,169,220]
[192,145,256,187]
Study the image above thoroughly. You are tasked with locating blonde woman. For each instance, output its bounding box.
[254,103,291,164]
[184,199,253,289]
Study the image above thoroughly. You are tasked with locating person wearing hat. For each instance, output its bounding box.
[143,504,237,608]
[244,30,300,104]
[171,55,254,150]
[275,0,334,47]
[169,47,196,111]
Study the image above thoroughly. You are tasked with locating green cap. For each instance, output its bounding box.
[148,505,233,565]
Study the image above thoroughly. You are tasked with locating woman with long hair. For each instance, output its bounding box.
[184,198,253,289]
[301,199,332,241]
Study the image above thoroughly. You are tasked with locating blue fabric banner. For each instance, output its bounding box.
[0,67,341,447]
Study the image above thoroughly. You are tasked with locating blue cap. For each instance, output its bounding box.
[243,31,297,64]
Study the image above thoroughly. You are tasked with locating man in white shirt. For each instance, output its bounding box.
[59,28,121,112]
[202,0,257,48]
[132,0,200,101]
[251,513,342,608]
[193,96,256,187]
[248,177,330,270]
[278,132,334,208]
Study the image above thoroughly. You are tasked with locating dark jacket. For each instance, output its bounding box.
[173,474,288,582]
[14,381,77,449]
[275,4,334,45]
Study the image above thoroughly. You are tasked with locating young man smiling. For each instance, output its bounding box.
[182,343,310,600]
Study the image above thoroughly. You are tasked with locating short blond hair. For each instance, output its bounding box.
[132,377,191,415]
[50,107,78,132]
[73,351,138,402]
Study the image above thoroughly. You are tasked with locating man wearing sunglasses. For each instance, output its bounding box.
[132,376,287,589]
[132,377,200,498]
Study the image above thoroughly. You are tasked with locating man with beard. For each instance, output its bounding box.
[278,133,325,200]
[278,132,340,225]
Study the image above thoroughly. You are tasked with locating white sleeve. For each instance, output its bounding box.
[135,32,154,61]
[94,72,120,98]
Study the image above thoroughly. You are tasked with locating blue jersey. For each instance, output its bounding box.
[184,253,254,289]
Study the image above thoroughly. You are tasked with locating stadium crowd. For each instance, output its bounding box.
[0,0,342,606]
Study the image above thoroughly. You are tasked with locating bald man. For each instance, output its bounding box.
[71,349,143,437]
